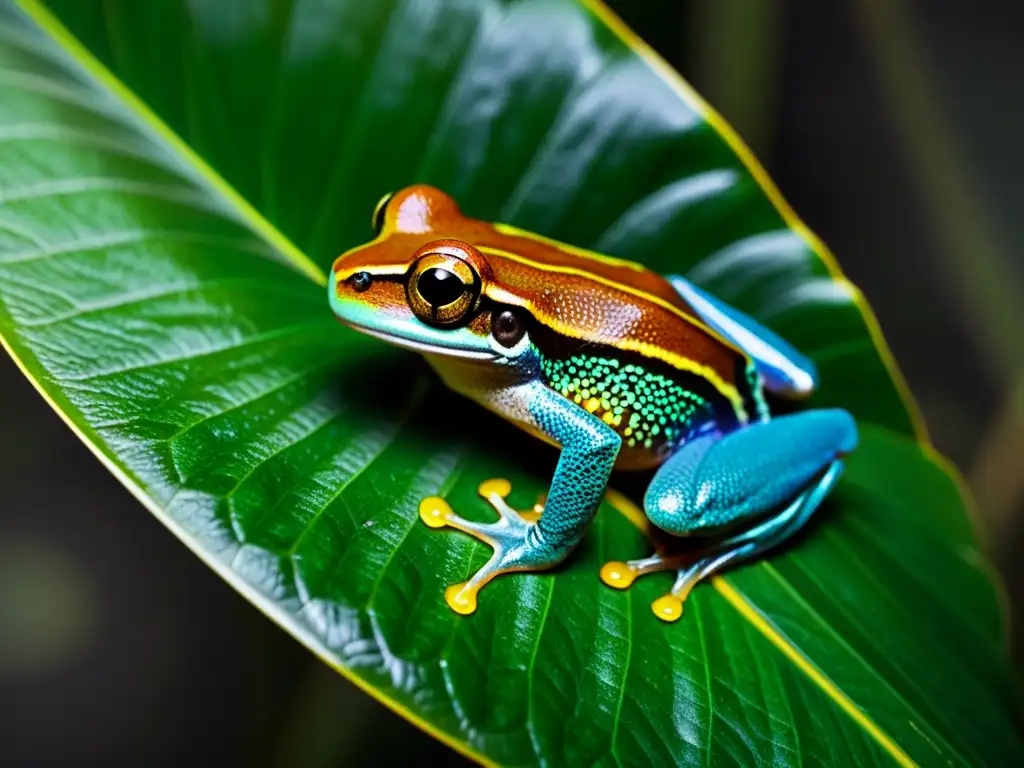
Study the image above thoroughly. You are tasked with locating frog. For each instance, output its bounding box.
[329,184,858,622]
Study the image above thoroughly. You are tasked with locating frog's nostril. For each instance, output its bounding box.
[352,272,373,292]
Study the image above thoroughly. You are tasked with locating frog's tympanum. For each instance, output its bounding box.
[330,185,858,622]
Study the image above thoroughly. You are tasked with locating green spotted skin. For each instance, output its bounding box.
[538,351,726,460]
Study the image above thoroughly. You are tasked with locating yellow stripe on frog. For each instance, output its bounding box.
[475,245,746,357]
[492,221,647,272]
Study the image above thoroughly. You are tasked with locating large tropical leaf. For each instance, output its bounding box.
[0,0,1019,764]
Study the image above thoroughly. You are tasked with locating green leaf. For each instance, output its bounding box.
[0,0,1018,765]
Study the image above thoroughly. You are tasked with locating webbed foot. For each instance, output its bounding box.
[601,460,845,622]
[601,546,754,622]
[419,479,555,616]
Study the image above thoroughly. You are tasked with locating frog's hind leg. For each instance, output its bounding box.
[666,274,819,399]
[653,460,842,621]
[601,409,857,621]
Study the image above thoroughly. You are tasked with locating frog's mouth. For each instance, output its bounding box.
[330,269,499,361]
[340,320,498,362]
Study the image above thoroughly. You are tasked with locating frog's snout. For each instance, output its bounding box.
[329,266,408,329]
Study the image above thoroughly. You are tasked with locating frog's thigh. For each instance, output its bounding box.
[666,274,818,398]
[620,458,846,622]
[645,408,858,536]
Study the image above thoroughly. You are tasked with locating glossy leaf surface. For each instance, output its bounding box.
[0,0,1019,765]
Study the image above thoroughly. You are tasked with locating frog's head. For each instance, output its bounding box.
[329,185,531,363]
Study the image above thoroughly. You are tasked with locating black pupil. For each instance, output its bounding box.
[496,311,518,334]
[352,272,372,292]
[418,267,467,307]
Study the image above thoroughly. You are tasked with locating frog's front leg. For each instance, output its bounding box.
[602,409,857,621]
[420,382,621,615]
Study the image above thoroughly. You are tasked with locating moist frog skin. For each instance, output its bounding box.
[329,184,857,622]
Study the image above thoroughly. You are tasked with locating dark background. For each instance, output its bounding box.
[1,1,1021,765]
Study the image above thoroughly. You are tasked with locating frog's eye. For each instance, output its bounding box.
[491,307,526,348]
[408,251,480,325]
[372,192,394,234]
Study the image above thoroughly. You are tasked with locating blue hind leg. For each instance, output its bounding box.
[600,409,857,621]
[667,274,819,399]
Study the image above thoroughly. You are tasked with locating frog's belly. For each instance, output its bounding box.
[505,416,698,471]
[441,385,656,468]
[614,441,673,471]
[426,354,722,472]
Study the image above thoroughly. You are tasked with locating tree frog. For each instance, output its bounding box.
[329,185,858,622]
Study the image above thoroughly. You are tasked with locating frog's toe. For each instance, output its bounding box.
[599,551,690,590]
[651,593,685,622]
[599,547,756,623]
[418,495,504,544]
[418,478,536,543]
[648,546,752,621]
[442,547,525,616]
[418,479,560,616]
[476,477,543,524]
[598,550,707,622]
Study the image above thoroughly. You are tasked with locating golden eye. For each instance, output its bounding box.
[372,192,394,234]
[407,251,480,325]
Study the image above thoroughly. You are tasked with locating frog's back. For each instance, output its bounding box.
[474,222,747,370]
[473,223,764,470]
